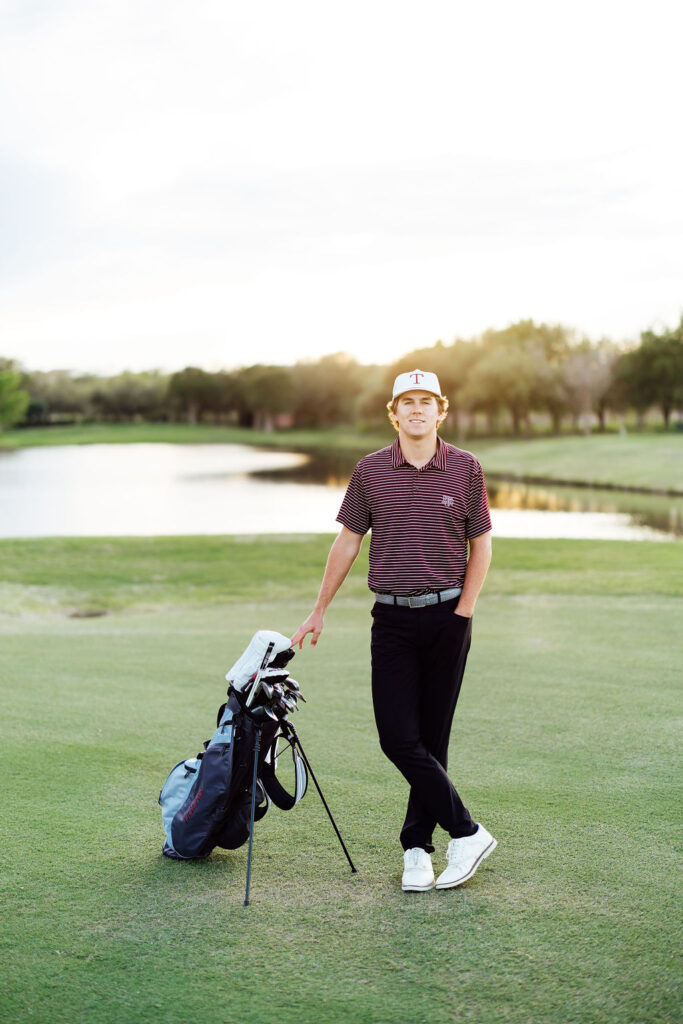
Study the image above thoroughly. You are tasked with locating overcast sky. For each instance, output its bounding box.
[1,0,682,375]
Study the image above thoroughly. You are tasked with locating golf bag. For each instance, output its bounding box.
[159,631,307,861]
[159,629,356,904]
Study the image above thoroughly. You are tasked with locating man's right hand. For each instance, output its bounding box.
[290,610,324,650]
[288,526,363,651]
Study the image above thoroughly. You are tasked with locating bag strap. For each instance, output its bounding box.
[253,779,271,822]
[260,734,308,811]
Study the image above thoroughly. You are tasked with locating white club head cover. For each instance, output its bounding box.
[225,630,293,691]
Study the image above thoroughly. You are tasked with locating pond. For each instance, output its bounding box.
[0,443,680,541]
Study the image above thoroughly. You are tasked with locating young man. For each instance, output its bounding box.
[290,369,496,891]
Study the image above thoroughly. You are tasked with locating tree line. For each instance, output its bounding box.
[1,317,682,435]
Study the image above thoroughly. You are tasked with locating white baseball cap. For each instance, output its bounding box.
[392,369,442,400]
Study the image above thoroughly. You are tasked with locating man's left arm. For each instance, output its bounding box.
[454,531,492,619]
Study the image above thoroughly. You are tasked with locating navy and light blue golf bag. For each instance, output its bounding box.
[159,631,307,861]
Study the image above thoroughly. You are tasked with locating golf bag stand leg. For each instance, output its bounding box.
[286,722,357,874]
[243,726,263,907]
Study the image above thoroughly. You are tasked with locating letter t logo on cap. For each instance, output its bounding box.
[391,369,442,400]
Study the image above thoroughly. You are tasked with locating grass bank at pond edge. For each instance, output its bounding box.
[478,433,683,495]
[2,422,682,493]
[1,534,679,1024]
[0,421,391,453]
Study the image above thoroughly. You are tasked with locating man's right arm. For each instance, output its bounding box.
[289,526,364,649]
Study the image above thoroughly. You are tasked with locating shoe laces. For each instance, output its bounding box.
[405,848,427,868]
[446,839,466,865]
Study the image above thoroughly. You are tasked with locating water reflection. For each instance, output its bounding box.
[0,443,679,540]
[486,479,682,538]
[254,449,682,539]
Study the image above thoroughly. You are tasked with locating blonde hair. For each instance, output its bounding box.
[386,393,449,432]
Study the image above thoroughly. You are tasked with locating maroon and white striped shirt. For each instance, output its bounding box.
[336,436,492,595]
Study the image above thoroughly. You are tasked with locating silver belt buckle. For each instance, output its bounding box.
[407,595,419,608]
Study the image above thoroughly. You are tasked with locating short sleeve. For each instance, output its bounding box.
[336,463,371,536]
[466,460,492,539]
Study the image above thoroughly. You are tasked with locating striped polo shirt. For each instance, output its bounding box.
[336,436,492,595]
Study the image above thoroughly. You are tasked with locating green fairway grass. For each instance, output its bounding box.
[1,536,681,1024]
[3,422,682,492]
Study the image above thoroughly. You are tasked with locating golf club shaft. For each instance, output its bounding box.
[288,726,357,874]
[243,727,262,906]
[246,641,275,708]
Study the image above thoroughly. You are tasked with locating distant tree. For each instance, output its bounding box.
[23,398,49,426]
[91,372,169,422]
[591,340,622,430]
[291,354,364,427]
[616,319,683,428]
[526,323,574,431]
[25,369,95,421]
[614,345,652,429]
[462,343,539,435]
[478,320,575,433]
[532,358,568,433]
[640,320,683,427]
[0,360,30,431]
[561,339,619,432]
[353,364,392,427]
[232,365,296,430]
[167,367,226,424]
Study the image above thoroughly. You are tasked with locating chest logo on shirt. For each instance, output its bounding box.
[441,495,454,508]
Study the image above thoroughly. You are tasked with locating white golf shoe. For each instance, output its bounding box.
[401,847,435,891]
[435,825,497,889]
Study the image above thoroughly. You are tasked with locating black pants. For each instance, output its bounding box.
[370,597,477,853]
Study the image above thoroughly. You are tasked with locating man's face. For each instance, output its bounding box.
[394,390,442,438]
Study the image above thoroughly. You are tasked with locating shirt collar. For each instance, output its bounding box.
[391,435,447,471]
